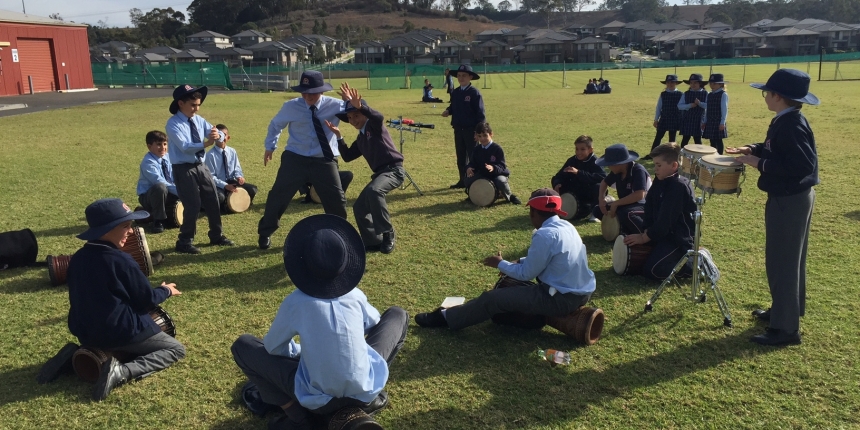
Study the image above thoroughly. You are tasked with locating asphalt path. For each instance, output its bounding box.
[0,88,230,118]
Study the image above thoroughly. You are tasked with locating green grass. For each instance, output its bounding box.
[2,65,860,429]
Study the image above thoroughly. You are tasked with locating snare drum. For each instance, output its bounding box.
[165,198,185,229]
[47,254,72,286]
[226,187,251,213]
[697,154,745,195]
[612,235,654,275]
[546,306,605,345]
[560,193,590,220]
[121,227,154,276]
[490,274,545,329]
[601,215,621,242]
[680,144,717,179]
[468,178,499,207]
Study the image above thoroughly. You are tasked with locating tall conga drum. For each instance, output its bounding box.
[226,188,251,213]
[546,307,605,345]
[120,227,154,277]
[468,178,498,207]
[680,144,717,179]
[697,154,745,195]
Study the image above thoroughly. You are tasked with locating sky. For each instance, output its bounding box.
[0,0,689,28]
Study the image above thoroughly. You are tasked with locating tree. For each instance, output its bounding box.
[290,23,301,36]
[413,0,436,8]
[451,0,471,14]
[321,19,328,36]
[671,4,681,20]
[131,7,189,48]
[498,0,513,11]
[48,13,64,21]
[403,20,416,32]
[477,0,497,12]
[312,19,322,34]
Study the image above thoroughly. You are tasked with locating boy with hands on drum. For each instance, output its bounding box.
[551,135,606,221]
[727,68,819,347]
[622,143,696,280]
[464,121,522,205]
[204,123,258,213]
[591,144,649,234]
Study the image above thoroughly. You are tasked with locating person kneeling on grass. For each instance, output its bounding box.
[36,199,185,401]
[231,214,408,429]
[415,188,595,330]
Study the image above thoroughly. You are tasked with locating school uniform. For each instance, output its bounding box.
[651,89,683,150]
[747,107,818,334]
[422,84,442,102]
[137,152,178,222]
[551,153,606,206]
[678,88,707,146]
[447,84,486,185]
[599,82,611,93]
[204,145,258,213]
[591,162,650,234]
[640,172,696,280]
[702,89,729,154]
[166,111,225,245]
[337,105,405,246]
[464,141,514,201]
[584,82,598,94]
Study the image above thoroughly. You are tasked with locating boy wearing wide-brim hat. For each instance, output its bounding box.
[37,198,185,401]
[677,73,708,147]
[590,144,649,235]
[701,73,729,154]
[166,84,234,254]
[232,215,408,429]
[257,70,350,251]
[727,69,820,347]
[647,74,683,158]
[441,64,486,189]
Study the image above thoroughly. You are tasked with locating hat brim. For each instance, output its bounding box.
[283,214,366,299]
[291,82,334,93]
[77,210,150,241]
[169,86,208,114]
[660,80,680,84]
[335,112,349,122]
[749,83,819,105]
[595,151,639,167]
[683,79,707,84]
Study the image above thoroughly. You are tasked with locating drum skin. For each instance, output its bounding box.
[226,187,251,213]
[468,178,498,207]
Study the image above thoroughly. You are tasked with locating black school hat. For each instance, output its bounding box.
[169,84,208,115]
[750,68,819,105]
[291,70,334,94]
[454,64,480,80]
[683,73,707,84]
[595,144,639,167]
[660,74,680,84]
[335,99,369,122]
[708,73,726,84]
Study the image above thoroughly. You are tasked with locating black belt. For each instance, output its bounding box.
[174,161,202,167]
[374,163,402,173]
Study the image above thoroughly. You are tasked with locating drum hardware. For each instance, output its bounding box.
[644,157,733,327]
[388,115,424,196]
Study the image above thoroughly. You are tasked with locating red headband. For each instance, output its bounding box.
[527,195,568,218]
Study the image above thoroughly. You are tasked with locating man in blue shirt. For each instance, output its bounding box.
[166,84,234,254]
[231,214,408,429]
[257,71,348,250]
[415,188,596,330]
[137,130,178,233]
[203,124,258,213]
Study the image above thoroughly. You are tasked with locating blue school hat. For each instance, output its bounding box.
[595,144,639,167]
[335,99,369,122]
[283,214,365,299]
[291,70,333,94]
[169,84,208,115]
[77,199,150,241]
[749,68,820,106]
[708,73,726,84]
[683,73,707,84]
[660,74,680,84]
[455,64,480,80]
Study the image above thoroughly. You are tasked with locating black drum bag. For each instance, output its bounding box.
[0,229,38,269]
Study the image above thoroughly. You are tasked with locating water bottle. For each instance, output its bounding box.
[537,348,571,365]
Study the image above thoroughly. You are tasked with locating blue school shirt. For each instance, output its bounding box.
[497,215,596,296]
[137,152,177,196]
[262,288,388,410]
[166,111,222,164]
[264,95,344,157]
[204,145,245,189]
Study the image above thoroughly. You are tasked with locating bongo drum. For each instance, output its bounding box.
[490,274,545,329]
[226,187,251,213]
[72,347,110,383]
[546,307,605,345]
[680,144,717,179]
[149,305,177,337]
[468,178,499,207]
[697,154,745,195]
[612,235,654,275]
[601,215,621,242]
[46,254,72,286]
[120,227,154,277]
[560,193,589,220]
[309,185,321,204]
[164,199,185,229]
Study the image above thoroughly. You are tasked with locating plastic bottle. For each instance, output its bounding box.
[537,348,571,365]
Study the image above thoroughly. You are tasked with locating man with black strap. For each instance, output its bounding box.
[257,71,347,250]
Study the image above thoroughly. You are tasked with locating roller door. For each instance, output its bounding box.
[17,39,56,93]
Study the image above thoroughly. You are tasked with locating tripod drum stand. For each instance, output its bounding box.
[388,116,424,196]
[643,155,745,327]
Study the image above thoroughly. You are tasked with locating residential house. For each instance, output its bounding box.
[598,20,626,39]
[475,28,510,43]
[676,20,701,30]
[744,19,774,33]
[767,18,799,31]
[246,41,298,67]
[638,22,691,46]
[403,30,441,50]
[414,52,437,65]
[573,37,611,63]
[620,20,651,46]
[385,36,432,63]
[96,41,137,59]
[520,29,577,63]
[475,39,510,64]
[131,52,170,65]
[438,39,470,64]
[137,46,183,58]
[720,29,766,57]
[806,22,855,50]
[208,47,253,66]
[174,49,209,63]
[419,28,448,42]
[231,30,272,48]
[563,23,594,38]
[185,31,232,49]
[793,18,832,29]
[303,34,345,56]
[503,27,535,47]
[355,40,386,64]
[650,29,720,59]
[765,27,819,55]
[703,21,732,33]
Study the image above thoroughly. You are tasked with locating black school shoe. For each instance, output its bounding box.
[380,231,396,254]
[449,181,465,189]
[362,390,389,416]
[328,407,383,430]
[211,235,235,246]
[752,308,771,322]
[750,328,801,346]
[175,242,201,254]
[36,342,79,384]
[415,308,448,328]
[93,357,129,401]
[259,235,272,250]
[509,195,522,205]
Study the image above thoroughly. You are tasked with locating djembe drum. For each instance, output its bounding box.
[546,307,605,345]
[48,227,156,286]
[226,187,251,214]
[468,178,500,207]
[612,235,655,276]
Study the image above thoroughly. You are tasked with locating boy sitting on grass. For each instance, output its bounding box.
[551,135,606,221]
[464,121,521,205]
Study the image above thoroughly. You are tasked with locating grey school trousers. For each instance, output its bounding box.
[138,183,176,222]
[354,167,404,246]
[107,331,186,379]
[230,307,408,410]
[444,283,591,331]
[258,151,348,238]
[765,187,815,333]
[172,162,223,243]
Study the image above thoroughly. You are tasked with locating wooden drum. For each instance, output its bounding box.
[546,307,605,345]
[680,144,717,179]
[121,227,154,277]
[468,178,499,207]
[601,215,621,242]
[226,187,251,213]
[612,235,654,276]
[560,193,590,220]
[697,154,745,195]
[46,254,72,286]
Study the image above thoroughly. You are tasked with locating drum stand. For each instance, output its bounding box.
[391,116,424,196]
[643,181,733,327]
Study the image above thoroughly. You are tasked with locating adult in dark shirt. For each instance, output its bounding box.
[325,83,405,254]
[623,143,695,280]
[728,69,820,346]
[442,64,486,189]
[592,144,650,235]
[37,199,184,401]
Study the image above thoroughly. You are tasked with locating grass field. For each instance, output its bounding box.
[2,64,860,429]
